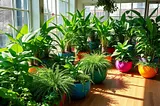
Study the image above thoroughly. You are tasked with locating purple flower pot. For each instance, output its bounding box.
[115,60,132,72]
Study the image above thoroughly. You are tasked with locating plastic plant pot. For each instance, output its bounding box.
[71,81,90,100]
[138,64,158,78]
[115,60,132,73]
[92,70,107,84]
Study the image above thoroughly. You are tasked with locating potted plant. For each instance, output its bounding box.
[29,66,74,106]
[125,7,160,78]
[112,40,133,72]
[96,0,118,13]
[64,61,91,99]
[56,10,93,61]
[79,53,111,84]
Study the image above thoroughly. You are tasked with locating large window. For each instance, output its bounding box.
[44,0,75,25]
[110,2,145,19]
[149,3,160,20]
[0,0,30,47]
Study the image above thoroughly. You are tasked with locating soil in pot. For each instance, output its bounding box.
[115,60,132,73]
[71,81,90,100]
[138,65,158,78]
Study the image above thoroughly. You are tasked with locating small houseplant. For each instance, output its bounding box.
[112,40,133,72]
[64,61,91,99]
[29,66,74,106]
[125,7,160,78]
[79,53,111,84]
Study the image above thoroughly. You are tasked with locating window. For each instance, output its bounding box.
[85,5,108,21]
[110,3,120,19]
[149,3,160,20]
[44,0,75,25]
[0,0,30,47]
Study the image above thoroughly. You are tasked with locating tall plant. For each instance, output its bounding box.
[93,15,115,53]
[125,7,160,64]
[55,10,93,52]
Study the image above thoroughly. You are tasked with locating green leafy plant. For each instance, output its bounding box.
[79,54,111,79]
[96,0,118,13]
[112,40,133,62]
[55,10,94,52]
[125,7,160,65]
[29,66,74,105]
[93,16,115,53]
[64,62,91,84]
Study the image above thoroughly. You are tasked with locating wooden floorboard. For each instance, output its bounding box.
[65,67,160,106]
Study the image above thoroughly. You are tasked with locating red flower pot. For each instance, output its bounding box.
[107,47,115,54]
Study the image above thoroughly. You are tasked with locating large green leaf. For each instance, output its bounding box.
[149,7,158,18]
[146,17,153,33]
[9,44,23,54]
[16,24,28,40]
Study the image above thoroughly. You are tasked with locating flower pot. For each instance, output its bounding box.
[115,60,132,72]
[58,52,75,57]
[92,70,107,84]
[71,81,90,99]
[107,47,115,54]
[88,41,100,51]
[28,66,44,74]
[138,65,158,78]
[58,94,66,106]
[105,56,112,62]
[76,52,89,61]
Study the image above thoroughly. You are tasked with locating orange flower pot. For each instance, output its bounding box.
[105,56,112,62]
[28,66,44,74]
[76,52,89,61]
[28,67,37,74]
[138,65,158,78]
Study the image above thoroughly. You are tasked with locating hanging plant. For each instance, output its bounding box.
[96,0,118,13]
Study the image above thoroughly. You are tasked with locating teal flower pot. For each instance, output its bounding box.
[92,70,107,84]
[71,81,90,99]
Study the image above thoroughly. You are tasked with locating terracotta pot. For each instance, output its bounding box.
[115,60,132,73]
[105,56,112,62]
[138,65,158,78]
[107,47,115,54]
[28,66,44,74]
[76,52,89,61]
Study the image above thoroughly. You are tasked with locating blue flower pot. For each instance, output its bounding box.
[88,41,100,51]
[58,52,75,57]
[71,81,90,99]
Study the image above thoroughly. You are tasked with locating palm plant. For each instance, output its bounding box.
[29,66,74,105]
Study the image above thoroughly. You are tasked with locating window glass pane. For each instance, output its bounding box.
[57,16,63,25]
[57,0,68,16]
[110,3,120,17]
[95,6,105,18]
[133,3,145,16]
[15,0,28,10]
[44,0,56,14]
[70,0,75,13]
[121,3,131,16]
[0,9,12,47]
[158,4,160,15]
[0,0,12,7]
[16,11,28,27]
[85,6,95,16]
[149,4,158,17]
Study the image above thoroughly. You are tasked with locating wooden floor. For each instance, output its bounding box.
[65,67,160,106]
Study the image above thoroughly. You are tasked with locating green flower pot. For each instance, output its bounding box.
[92,70,107,84]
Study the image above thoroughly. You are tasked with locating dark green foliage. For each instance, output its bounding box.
[96,0,118,13]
